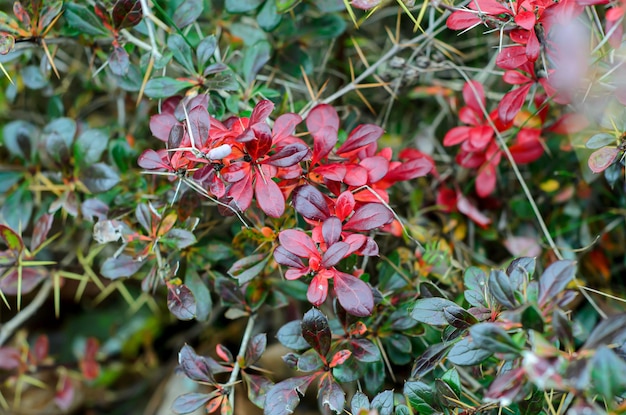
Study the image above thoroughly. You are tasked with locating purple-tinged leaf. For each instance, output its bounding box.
[100,254,145,279]
[229,253,270,285]
[30,213,54,252]
[351,339,381,363]
[488,270,517,309]
[343,203,393,231]
[167,283,196,320]
[164,228,196,249]
[178,344,216,384]
[538,260,576,307]
[243,373,274,409]
[337,124,384,156]
[263,375,316,415]
[245,333,267,367]
[333,272,373,317]
[250,99,274,125]
[469,322,521,354]
[172,0,203,28]
[583,313,626,349]
[0,34,15,55]
[150,113,177,142]
[172,392,216,414]
[109,46,129,76]
[588,147,619,173]
[321,242,350,268]
[484,367,525,407]
[0,347,20,370]
[81,163,120,193]
[443,307,478,330]
[411,343,451,378]
[278,229,317,258]
[112,0,142,29]
[273,113,302,142]
[273,246,305,269]
[276,320,310,350]
[301,308,331,356]
[322,217,342,246]
[188,106,210,147]
[265,143,311,167]
[292,184,331,220]
[319,374,345,414]
[297,349,324,372]
[0,268,46,295]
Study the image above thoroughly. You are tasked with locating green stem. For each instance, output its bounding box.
[227,312,258,409]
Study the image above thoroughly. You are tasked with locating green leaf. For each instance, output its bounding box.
[297,349,324,372]
[2,120,39,161]
[440,368,461,398]
[173,0,203,28]
[204,71,239,91]
[197,35,217,68]
[74,129,109,166]
[225,0,263,13]
[590,346,626,401]
[80,163,120,193]
[227,253,269,284]
[410,297,461,326]
[109,46,129,76]
[447,337,493,365]
[0,171,22,193]
[404,381,436,415]
[243,41,271,85]
[21,66,48,89]
[0,224,24,254]
[469,323,521,355]
[276,0,302,13]
[43,118,76,163]
[586,133,615,149]
[144,77,194,98]
[168,34,195,73]
[371,390,394,415]
[0,183,33,231]
[64,3,108,36]
[257,0,281,31]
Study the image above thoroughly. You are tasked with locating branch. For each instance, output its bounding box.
[227,313,258,410]
[0,279,53,346]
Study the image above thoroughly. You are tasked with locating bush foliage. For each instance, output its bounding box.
[0,0,625,414]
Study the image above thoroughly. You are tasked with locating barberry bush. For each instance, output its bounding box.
[0,0,625,414]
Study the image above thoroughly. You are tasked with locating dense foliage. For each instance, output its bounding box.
[0,0,625,414]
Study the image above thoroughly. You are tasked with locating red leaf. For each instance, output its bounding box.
[226,174,253,212]
[344,203,393,231]
[322,217,343,245]
[250,99,274,125]
[321,242,350,268]
[463,81,486,114]
[311,163,346,182]
[307,104,339,165]
[588,147,619,173]
[279,229,318,258]
[335,191,355,221]
[172,392,215,414]
[329,350,352,367]
[343,233,367,256]
[246,123,273,159]
[13,1,31,27]
[188,106,211,147]
[548,113,588,134]
[496,46,529,69]
[34,335,49,362]
[81,338,100,381]
[337,124,384,156]
[0,268,46,295]
[515,11,536,30]
[265,143,311,167]
[498,84,532,123]
[273,113,302,143]
[178,344,216,384]
[446,11,481,30]
[254,172,285,218]
[343,164,368,186]
[503,70,532,85]
[307,274,329,306]
[333,272,374,317]
[0,347,20,370]
[525,29,541,62]
[471,0,512,14]
[112,0,142,29]
[54,374,75,411]
[221,161,249,183]
[443,126,471,147]
[360,156,389,182]
[476,163,497,197]
[292,185,331,220]
[457,195,492,227]
[301,308,331,355]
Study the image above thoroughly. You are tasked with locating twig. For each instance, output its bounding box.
[138,0,163,60]
[0,280,53,346]
[227,313,257,410]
